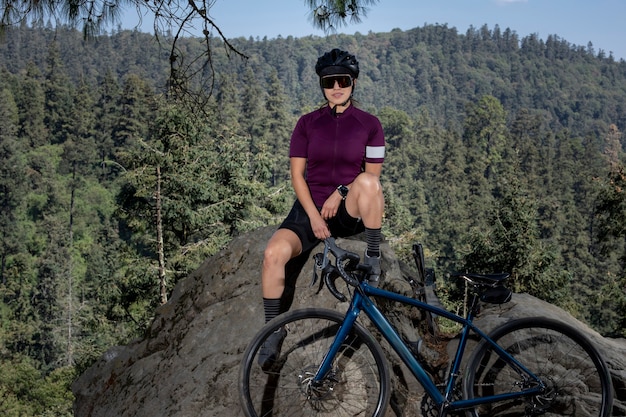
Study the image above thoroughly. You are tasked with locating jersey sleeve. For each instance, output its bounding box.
[289,115,309,158]
[365,116,385,164]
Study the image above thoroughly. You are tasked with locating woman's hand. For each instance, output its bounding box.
[320,192,342,220]
[310,212,331,240]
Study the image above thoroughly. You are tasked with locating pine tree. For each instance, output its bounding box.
[43,41,74,145]
[215,73,241,134]
[426,129,470,272]
[112,74,153,150]
[462,95,510,228]
[94,70,121,181]
[0,87,27,284]
[58,82,98,366]
[262,69,294,187]
[241,67,268,140]
[16,63,48,147]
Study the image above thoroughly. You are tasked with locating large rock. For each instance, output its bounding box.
[72,226,626,416]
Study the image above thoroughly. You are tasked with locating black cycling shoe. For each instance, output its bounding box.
[364,253,381,287]
[258,327,287,372]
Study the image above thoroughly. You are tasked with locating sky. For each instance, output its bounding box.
[125,0,626,60]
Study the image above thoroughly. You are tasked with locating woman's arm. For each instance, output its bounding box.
[290,157,331,239]
[364,162,382,178]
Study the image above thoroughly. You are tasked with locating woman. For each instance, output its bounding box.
[259,48,385,370]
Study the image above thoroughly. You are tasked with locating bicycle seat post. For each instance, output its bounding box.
[467,291,482,321]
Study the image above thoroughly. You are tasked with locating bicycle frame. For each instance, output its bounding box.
[313,281,546,414]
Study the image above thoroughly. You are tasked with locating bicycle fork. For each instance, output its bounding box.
[311,299,361,389]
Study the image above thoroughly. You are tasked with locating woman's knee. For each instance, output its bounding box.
[263,242,287,269]
[353,172,382,195]
[263,232,301,268]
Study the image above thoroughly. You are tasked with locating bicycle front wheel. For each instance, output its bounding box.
[239,308,390,417]
[464,317,613,417]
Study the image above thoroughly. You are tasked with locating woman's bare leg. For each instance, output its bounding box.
[344,172,384,284]
[262,228,302,299]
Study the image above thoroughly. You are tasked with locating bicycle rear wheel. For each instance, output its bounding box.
[464,317,613,416]
[239,308,390,417]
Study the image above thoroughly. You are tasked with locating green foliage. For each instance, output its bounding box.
[0,23,625,414]
[0,356,74,416]
[593,163,626,335]
[462,177,570,305]
[306,0,380,31]
[116,100,286,299]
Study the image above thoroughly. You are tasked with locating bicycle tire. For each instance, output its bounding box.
[463,317,613,417]
[239,308,391,417]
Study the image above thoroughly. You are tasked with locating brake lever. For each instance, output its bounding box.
[311,248,336,295]
[311,237,334,287]
[310,253,324,288]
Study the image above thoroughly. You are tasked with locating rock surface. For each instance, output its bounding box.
[73,226,626,416]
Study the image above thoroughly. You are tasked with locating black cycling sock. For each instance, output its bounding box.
[365,227,381,257]
[263,297,282,324]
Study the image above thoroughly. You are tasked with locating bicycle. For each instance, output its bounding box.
[239,237,613,416]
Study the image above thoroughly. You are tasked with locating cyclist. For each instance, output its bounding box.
[259,48,386,370]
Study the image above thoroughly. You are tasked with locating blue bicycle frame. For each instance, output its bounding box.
[313,280,546,413]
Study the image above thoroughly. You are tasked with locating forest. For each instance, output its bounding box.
[1,22,626,415]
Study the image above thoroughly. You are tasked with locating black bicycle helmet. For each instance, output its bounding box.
[315,48,360,78]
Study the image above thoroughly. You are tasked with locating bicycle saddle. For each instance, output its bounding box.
[455,272,510,285]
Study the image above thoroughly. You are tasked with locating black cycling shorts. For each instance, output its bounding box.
[279,199,364,253]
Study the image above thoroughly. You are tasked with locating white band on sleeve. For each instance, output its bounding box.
[366,145,385,159]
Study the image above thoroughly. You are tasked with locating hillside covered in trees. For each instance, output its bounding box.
[1,23,626,414]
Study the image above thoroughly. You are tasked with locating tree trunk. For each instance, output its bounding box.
[156,165,167,305]
[67,168,76,366]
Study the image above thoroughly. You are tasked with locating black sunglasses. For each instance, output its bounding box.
[320,75,353,89]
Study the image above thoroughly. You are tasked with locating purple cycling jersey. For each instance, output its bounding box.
[289,105,385,207]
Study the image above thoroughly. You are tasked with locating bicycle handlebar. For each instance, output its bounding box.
[312,238,367,302]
